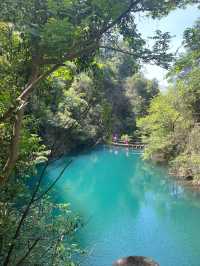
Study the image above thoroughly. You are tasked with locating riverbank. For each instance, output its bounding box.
[170,177,200,192]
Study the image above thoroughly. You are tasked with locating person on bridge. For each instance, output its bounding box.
[113,134,118,142]
[124,136,129,145]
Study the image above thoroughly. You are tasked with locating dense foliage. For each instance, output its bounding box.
[0,0,198,265]
[138,18,200,181]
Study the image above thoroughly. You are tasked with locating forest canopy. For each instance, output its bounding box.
[137,17,200,180]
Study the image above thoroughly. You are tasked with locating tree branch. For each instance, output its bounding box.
[1,0,150,181]
[3,161,49,266]
[15,238,40,266]
[2,108,24,180]
[100,45,138,57]
[99,0,140,35]
[33,160,72,202]
[0,0,142,124]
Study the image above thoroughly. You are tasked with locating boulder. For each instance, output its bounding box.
[112,256,159,266]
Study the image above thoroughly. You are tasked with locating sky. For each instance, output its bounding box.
[136,4,200,88]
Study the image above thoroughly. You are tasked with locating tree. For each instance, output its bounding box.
[138,16,200,179]
[0,158,83,266]
[0,0,196,180]
[137,91,183,161]
[124,73,159,117]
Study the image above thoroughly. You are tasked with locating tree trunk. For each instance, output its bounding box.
[0,45,97,181]
[2,108,24,180]
[1,56,40,182]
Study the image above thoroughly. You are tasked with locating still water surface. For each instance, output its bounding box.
[45,146,200,266]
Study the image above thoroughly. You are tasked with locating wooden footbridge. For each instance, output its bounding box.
[111,140,145,149]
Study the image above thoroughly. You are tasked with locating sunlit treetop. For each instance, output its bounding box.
[167,17,200,77]
[0,0,198,68]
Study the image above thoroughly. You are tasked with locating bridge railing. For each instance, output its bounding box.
[113,140,143,145]
[111,141,145,149]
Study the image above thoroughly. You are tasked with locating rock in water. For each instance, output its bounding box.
[112,256,159,266]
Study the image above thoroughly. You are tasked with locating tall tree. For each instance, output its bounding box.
[0,0,197,180]
[137,16,200,179]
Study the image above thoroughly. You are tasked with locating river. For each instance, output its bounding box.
[44,146,200,266]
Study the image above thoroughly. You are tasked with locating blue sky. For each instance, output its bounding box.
[136,4,200,88]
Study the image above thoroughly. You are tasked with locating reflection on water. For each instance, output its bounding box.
[44,146,200,266]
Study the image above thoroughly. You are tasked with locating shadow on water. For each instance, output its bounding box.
[42,146,200,266]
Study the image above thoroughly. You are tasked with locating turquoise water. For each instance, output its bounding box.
[44,146,200,266]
